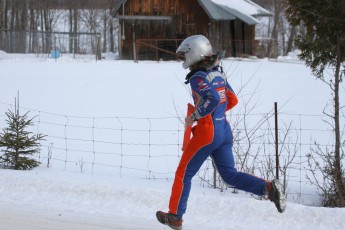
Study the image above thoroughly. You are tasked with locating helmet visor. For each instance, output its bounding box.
[177,52,186,61]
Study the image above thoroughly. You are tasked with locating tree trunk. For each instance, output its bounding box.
[109,17,114,52]
[39,5,45,52]
[103,10,107,53]
[2,0,8,29]
[334,33,344,207]
[29,0,36,52]
[285,25,296,55]
[9,1,15,52]
[73,9,78,54]
[19,1,28,52]
[0,0,4,29]
[69,8,73,53]
[266,0,280,58]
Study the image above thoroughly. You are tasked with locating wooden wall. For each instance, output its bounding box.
[120,0,209,38]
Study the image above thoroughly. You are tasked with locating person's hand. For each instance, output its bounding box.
[185,115,196,127]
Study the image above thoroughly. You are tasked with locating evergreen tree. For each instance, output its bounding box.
[283,0,345,207]
[0,99,46,170]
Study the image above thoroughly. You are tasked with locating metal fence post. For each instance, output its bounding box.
[133,32,137,63]
[275,102,279,179]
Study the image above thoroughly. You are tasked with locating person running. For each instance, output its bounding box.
[156,35,286,230]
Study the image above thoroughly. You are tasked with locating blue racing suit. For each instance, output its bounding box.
[169,66,267,217]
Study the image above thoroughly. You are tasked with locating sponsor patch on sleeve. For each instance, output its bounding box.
[216,87,226,104]
[196,77,210,91]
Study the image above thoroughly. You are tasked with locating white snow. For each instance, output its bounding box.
[211,0,271,16]
[0,53,344,229]
[1,168,344,230]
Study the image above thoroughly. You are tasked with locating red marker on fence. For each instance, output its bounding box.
[182,103,195,151]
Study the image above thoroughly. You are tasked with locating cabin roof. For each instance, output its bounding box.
[200,0,271,25]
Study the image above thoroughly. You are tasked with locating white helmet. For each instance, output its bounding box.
[176,35,213,69]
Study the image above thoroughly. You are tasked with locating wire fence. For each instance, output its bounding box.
[0,101,344,206]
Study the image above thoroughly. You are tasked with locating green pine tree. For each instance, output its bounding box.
[0,101,46,170]
[283,0,345,207]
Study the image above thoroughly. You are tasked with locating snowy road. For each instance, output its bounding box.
[0,203,161,230]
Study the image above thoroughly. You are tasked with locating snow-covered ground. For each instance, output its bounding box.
[1,168,345,230]
[0,168,164,230]
[0,53,344,229]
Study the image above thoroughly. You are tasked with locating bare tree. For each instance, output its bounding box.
[285,24,296,55]
[266,0,282,57]
[0,0,9,29]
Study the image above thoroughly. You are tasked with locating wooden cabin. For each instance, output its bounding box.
[113,0,271,60]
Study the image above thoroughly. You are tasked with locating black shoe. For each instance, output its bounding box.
[156,211,183,230]
[268,179,287,213]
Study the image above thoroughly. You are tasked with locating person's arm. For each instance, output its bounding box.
[189,73,220,121]
[225,83,238,111]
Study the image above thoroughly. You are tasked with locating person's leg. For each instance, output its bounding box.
[169,123,215,217]
[211,123,267,196]
[211,143,267,195]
